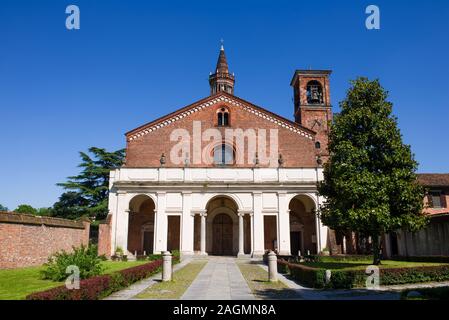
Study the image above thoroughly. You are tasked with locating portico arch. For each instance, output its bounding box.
[128,194,155,255]
[193,195,250,256]
[289,194,317,255]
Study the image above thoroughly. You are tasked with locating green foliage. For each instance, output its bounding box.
[41,245,103,281]
[283,259,449,289]
[402,286,449,300]
[13,205,53,216]
[52,192,89,220]
[55,147,125,220]
[0,204,8,212]
[37,207,53,216]
[318,77,427,264]
[15,204,38,215]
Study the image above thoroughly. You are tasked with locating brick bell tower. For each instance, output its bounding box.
[290,70,333,162]
[209,44,235,95]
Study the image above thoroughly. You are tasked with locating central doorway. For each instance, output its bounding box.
[212,213,233,255]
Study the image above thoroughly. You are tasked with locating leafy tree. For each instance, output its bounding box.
[0,204,8,212]
[56,147,125,220]
[15,204,38,215]
[52,191,89,220]
[318,78,427,265]
[37,207,53,216]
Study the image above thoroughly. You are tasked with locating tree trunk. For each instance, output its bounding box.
[372,235,382,265]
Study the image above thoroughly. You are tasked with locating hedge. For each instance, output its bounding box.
[391,256,449,264]
[27,253,180,300]
[278,259,449,289]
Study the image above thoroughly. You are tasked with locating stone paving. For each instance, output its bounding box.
[181,256,255,300]
[106,257,449,300]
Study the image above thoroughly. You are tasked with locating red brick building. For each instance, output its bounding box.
[101,46,334,258]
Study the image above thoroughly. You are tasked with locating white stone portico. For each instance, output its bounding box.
[108,167,328,258]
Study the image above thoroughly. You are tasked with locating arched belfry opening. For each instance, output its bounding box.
[128,195,156,255]
[289,195,317,256]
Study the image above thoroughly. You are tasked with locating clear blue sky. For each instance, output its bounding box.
[1,0,448,210]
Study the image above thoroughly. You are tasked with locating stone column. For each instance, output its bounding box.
[114,191,129,255]
[252,192,265,256]
[200,212,207,255]
[250,212,254,256]
[181,192,194,255]
[277,192,291,255]
[238,212,244,257]
[154,192,167,254]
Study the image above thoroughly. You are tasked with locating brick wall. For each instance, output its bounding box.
[98,215,112,257]
[125,94,320,168]
[0,213,90,269]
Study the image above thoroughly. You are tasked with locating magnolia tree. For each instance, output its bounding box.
[318,78,427,265]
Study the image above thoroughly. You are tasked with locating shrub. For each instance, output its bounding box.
[277,259,290,274]
[392,256,449,264]
[380,265,449,285]
[282,260,449,289]
[27,259,163,300]
[41,244,103,281]
[288,263,326,288]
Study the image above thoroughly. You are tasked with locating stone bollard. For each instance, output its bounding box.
[267,251,278,282]
[162,251,172,282]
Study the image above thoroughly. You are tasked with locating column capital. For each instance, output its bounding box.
[191,209,207,216]
[117,190,127,195]
[238,210,252,216]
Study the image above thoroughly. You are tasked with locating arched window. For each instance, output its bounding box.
[213,143,234,165]
[217,107,230,126]
[315,141,321,149]
[306,81,324,104]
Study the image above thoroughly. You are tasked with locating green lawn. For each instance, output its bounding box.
[0,260,148,300]
[238,263,299,300]
[300,258,446,270]
[135,260,207,299]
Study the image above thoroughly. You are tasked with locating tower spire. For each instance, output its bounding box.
[209,42,235,95]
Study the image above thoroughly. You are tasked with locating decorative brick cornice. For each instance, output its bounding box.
[127,93,315,142]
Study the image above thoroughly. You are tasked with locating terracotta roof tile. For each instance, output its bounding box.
[417,174,449,187]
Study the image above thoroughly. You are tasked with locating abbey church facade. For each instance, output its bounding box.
[101,46,335,258]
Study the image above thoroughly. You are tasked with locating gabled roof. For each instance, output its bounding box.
[418,174,449,187]
[126,92,316,142]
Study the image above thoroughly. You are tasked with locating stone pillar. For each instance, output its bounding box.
[268,250,278,282]
[238,212,244,257]
[114,191,129,255]
[252,192,265,256]
[162,251,172,282]
[154,192,167,254]
[181,192,194,255]
[277,192,290,255]
[250,212,254,256]
[200,212,207,255]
